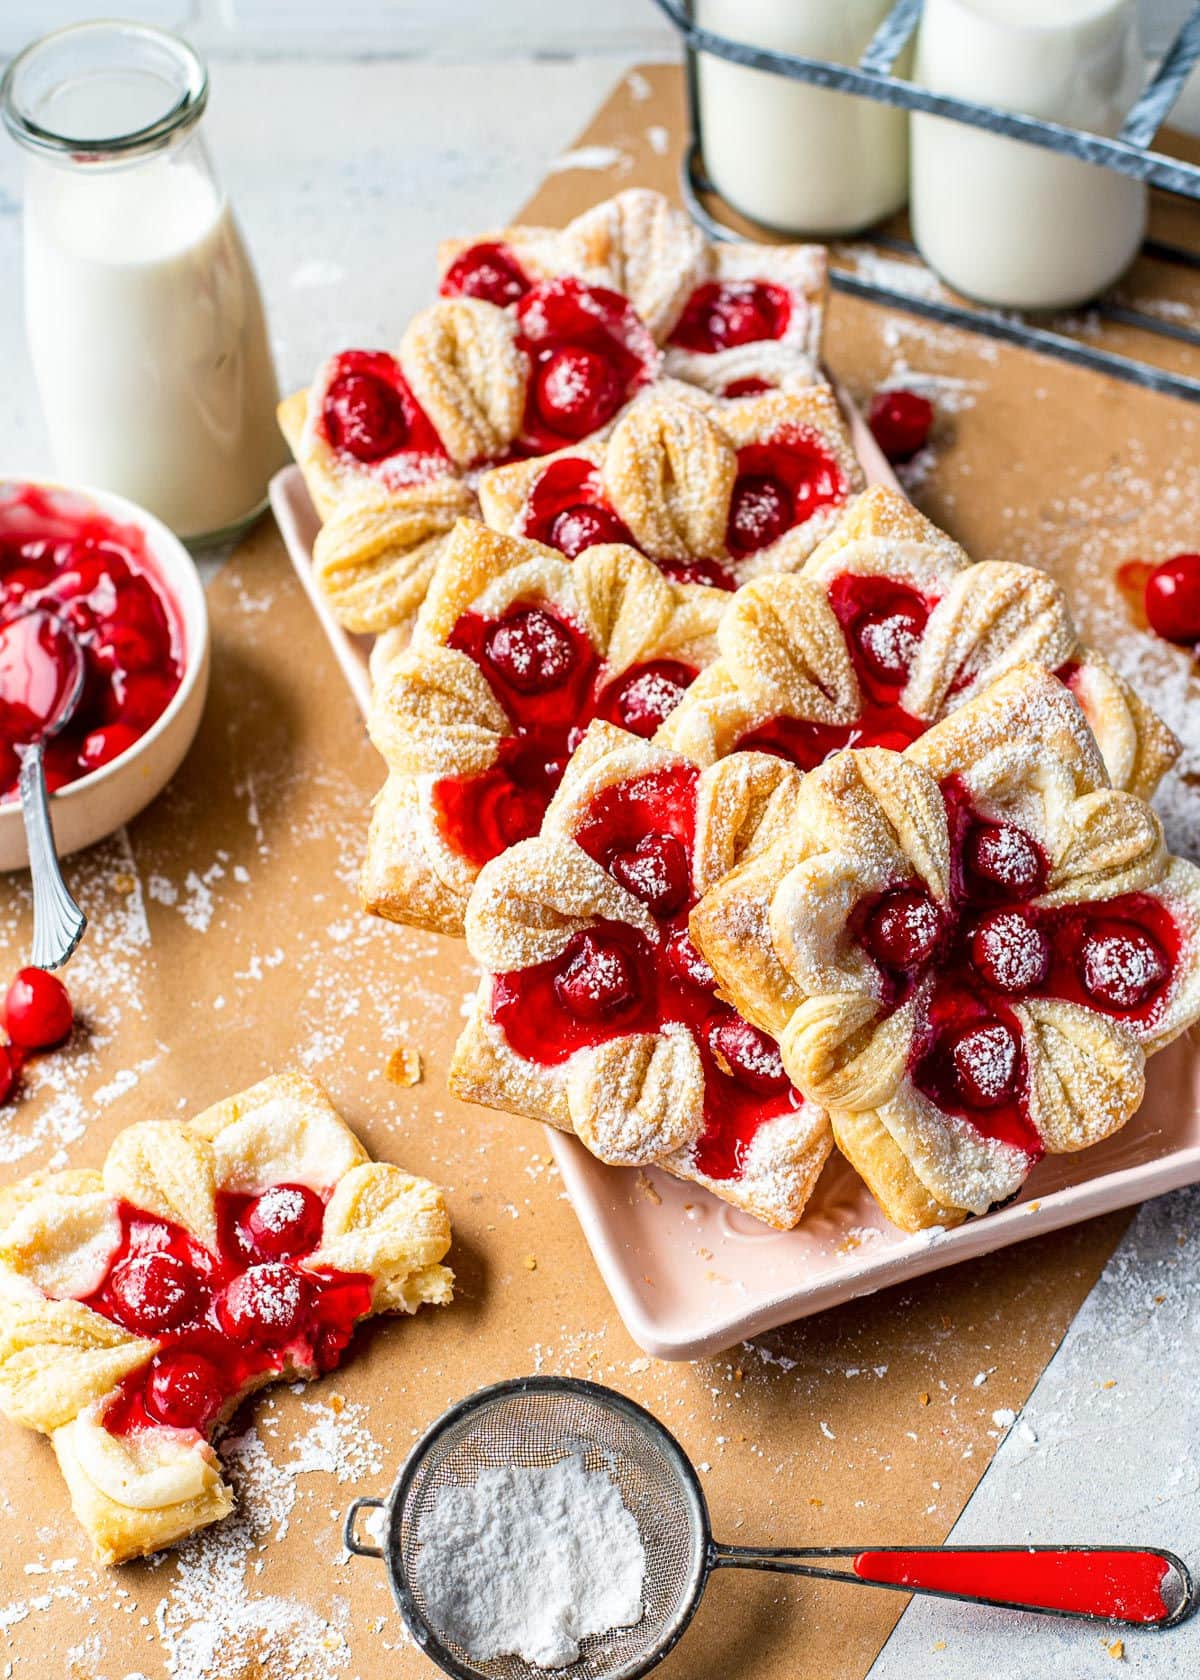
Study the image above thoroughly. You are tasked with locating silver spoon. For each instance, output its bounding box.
[0,608,87,968]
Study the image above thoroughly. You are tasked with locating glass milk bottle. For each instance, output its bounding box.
[1,22,288,544]
[910,0,1147,310]
[695,0,910,236]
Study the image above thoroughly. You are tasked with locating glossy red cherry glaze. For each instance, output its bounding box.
[854,775,1181,1165]
[668,280,792,353]
[0,486,184,799]
[433,604,697,866]
[86,1194,373,1438]
[440,241,532,308]
[320,349,448,476]
[490,764,804,1181]
[726,429,846,558]
[733,572,932,769]
[515,279,658,452]
[517,457,635,558]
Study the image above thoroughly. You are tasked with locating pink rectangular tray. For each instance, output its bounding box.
[270,404,1200,1360]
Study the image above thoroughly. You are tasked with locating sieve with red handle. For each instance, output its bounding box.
[344,1377,1195,1680]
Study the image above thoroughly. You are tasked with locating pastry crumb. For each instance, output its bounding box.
[1107,1639,1125,1660]
[636,1171,662,1205]
[523,1254,538,1271]
[932,1640,946,1652]
[1102,1379,1117,1390]
[919,1392,930,1406]
[328,1392,345,1414]
[112,872,137,895]
[385,1045,422,1086]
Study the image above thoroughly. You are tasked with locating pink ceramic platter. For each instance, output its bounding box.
[270,390,1200,1359]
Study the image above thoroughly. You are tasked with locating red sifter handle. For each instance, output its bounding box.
[852,1547,1178,1624]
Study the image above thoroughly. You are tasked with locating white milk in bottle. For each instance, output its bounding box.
[910,0,1147,309]
[2,24,287,542]
[695,0,910,236]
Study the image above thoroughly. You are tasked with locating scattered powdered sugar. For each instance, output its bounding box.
[547,146,631,177]
[415,1456,646,1668]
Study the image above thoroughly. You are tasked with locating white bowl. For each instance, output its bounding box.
[0,481,210,872]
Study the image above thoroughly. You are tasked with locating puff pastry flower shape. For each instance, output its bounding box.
[438,186,828,395]
[657,486,1179,798]
[450,721,832,1229]
[691,667,1200,1233]
[361,520,727,937]
[478,387,864,593]
[0,1073,452,1564]
[278,276,659,638]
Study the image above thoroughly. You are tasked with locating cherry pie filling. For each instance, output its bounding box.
[853,775,1180,1166]
[668,280,793,354]
[516,457,635,558]
[515,279,658,453]
[431,603,698,867]
[319,349,449,479]
[734,572,932,769]
[440,241,533,309]
[490,764,806,1182]
[0,485,184,799]
[726,429,847,560]
[79,1188,374,1439]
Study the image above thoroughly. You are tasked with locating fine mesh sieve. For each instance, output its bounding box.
[344,1377,1196,1680]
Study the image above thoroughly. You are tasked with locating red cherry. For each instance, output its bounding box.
[109,1252,201,1333]
[853,603,926,684]
[554,930,639,1020]
[78,723,141,774]
[1079,924,1169,1011]
[217,1261,310,1343]
[723,377,774,398]
[727,474,791,554]
[602,660,694,737]
[484,608,580,694]
[608,833,691,917]
[862,887,941,970]
[670,280,791,352]
[708,1015,790,1094]
[947,1020,1019,1108]
[868,389,934,462]
[664,929,715,991]
[970,908,1050,995]
[145,1351,225,1431]
[531,346,621,440]
[547,504,628,558]
[4,967,73,1050]
[441,242,529,307]
[325,370,410,462]
[963,821,1047,901]
[1143,554,1200,645]
[240,1184,325,1261]
[0,1045,19,1104]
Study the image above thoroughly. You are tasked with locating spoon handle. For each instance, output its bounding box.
[18,744,86,970]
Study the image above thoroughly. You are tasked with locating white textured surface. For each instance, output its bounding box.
[869,1187,1200,1673]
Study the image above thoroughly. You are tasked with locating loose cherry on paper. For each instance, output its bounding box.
[1143,553,1200,646]
[0,966,75,1105]
[867,389,934,463]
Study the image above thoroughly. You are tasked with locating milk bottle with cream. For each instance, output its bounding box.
[1,23,287,543]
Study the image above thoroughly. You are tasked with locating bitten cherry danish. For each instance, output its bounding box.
[361,519,726,937]
[0,1073,452,1564]
[438,187,827,395]
[657,486,1179,797]
[449,721,830,1229]
[478,387,864,593]
[690,667,1200,1232]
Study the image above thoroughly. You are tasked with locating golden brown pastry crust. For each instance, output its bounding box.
[361,519,728,937]
[478,386,865,590]
[450,721,832,1229]
[438,187,827,369]
[691,666,1200,1232]
[657,485,1178,797]
[0,1073,453,1565]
